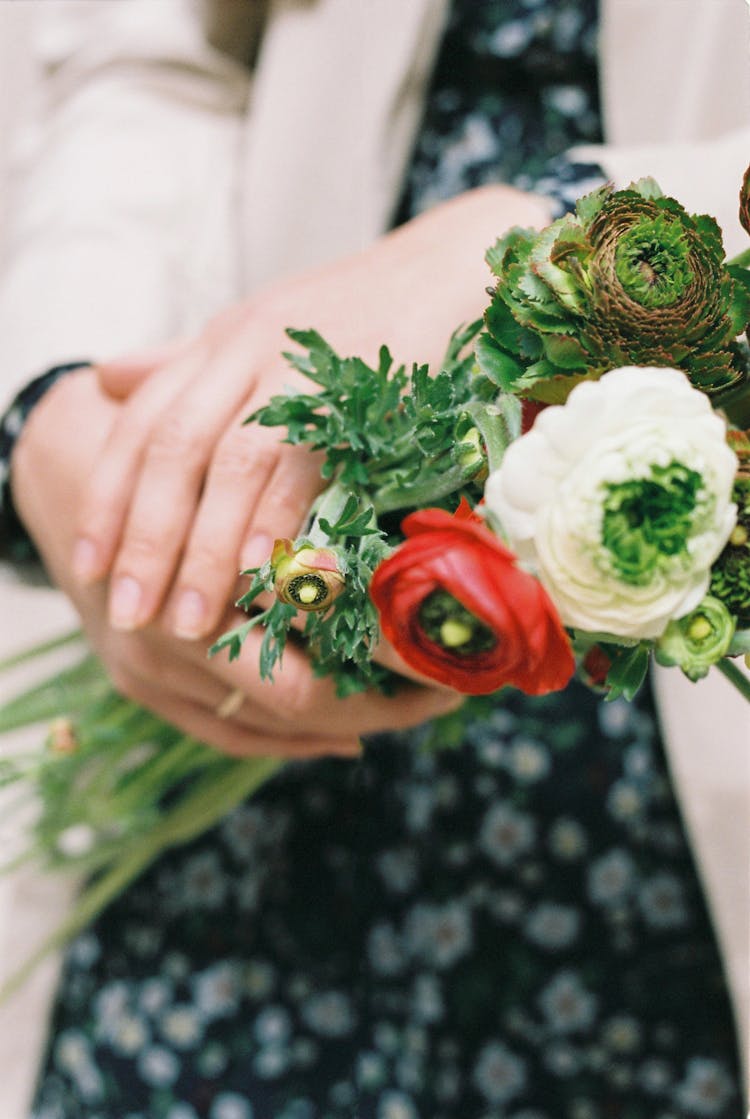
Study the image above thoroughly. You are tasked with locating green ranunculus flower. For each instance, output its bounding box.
[655,595,736,680]
[479,179,749,404]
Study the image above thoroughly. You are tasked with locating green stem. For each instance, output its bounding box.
[373,462,469,516]
[0,754,283,1003]
[716,657,750,702]
[0,655,109,734]
[0,630,84,675]
[307,477,355,545]
[106,737,209,819]
[464,395,522,474]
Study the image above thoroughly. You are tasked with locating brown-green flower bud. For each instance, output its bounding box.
[271,539,345,611]
[480,180,744,403]
[580,185,740,395]
[710,477,750,626]
[655,595,735,680]
[740,163,750,237]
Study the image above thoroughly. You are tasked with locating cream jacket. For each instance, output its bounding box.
[0,2,748,1115]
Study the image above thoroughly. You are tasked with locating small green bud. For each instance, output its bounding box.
[456,426,487,479]
[655,595,735,681]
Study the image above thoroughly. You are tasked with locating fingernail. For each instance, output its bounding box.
[241,532,273,571]
[110,576,143,630]
[173,589,207,639]
[72,537,100,582]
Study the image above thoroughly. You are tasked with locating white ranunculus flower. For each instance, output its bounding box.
[484,367,738,639]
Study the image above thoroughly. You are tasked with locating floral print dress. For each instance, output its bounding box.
[30,2,743,1118]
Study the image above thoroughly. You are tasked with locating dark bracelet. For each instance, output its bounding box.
[0,362,91,564]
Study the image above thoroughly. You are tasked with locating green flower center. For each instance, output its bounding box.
[614,217,694,309]
[418,590,497,655]
[286,574,329,607]
[600,462,702,585]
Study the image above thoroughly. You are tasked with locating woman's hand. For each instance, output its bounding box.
[11,369,461,758]
[73,186,552,640]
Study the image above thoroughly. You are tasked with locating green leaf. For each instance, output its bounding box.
[575,182,612,224]
[602,642,651,701]
[541,333,591,371]
[209,616,267,662]
[319,502,381,538]
[727,265,750,334]
[474,333,524,390]
[628,177,664,203]
[485,227,536,277]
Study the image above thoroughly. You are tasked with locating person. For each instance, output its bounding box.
[1,1,749,1116]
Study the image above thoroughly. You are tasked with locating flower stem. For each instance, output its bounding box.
[373,463,468,516]
[306,478,354,546]
[0,754,283,1002]
[716,657,750,702]
[0,630,84,674]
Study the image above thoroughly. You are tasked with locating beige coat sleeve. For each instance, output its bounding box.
[0,0,250,411]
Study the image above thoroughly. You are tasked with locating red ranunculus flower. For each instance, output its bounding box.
[370,500,574,695]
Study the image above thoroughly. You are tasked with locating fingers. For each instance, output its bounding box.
[76,334,266,629]
[112,670,362,760]
[81,326,324,637]
[165,429,325,639]
[186,621,464,738]
[73,343,210,586]
[96,338,191,399]
[78,294,329,642]
[99,624,363,758]
[105,363,257,631]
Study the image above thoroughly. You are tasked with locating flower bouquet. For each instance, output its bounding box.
[1,171,749,997]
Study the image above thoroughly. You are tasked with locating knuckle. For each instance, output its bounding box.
[118,529,162,565]
[77,478,118,535]
[266,480,309,531]
[212,433,258,482]
[145,413,202,466]
[182,539,229,580]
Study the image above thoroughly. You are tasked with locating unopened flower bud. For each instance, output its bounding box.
[48,717,79,755]
[456,427,488,480]
[655,595,735,680]
[271,539,345,612]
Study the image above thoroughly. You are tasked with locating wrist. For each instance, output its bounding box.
[2,364,91,564]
